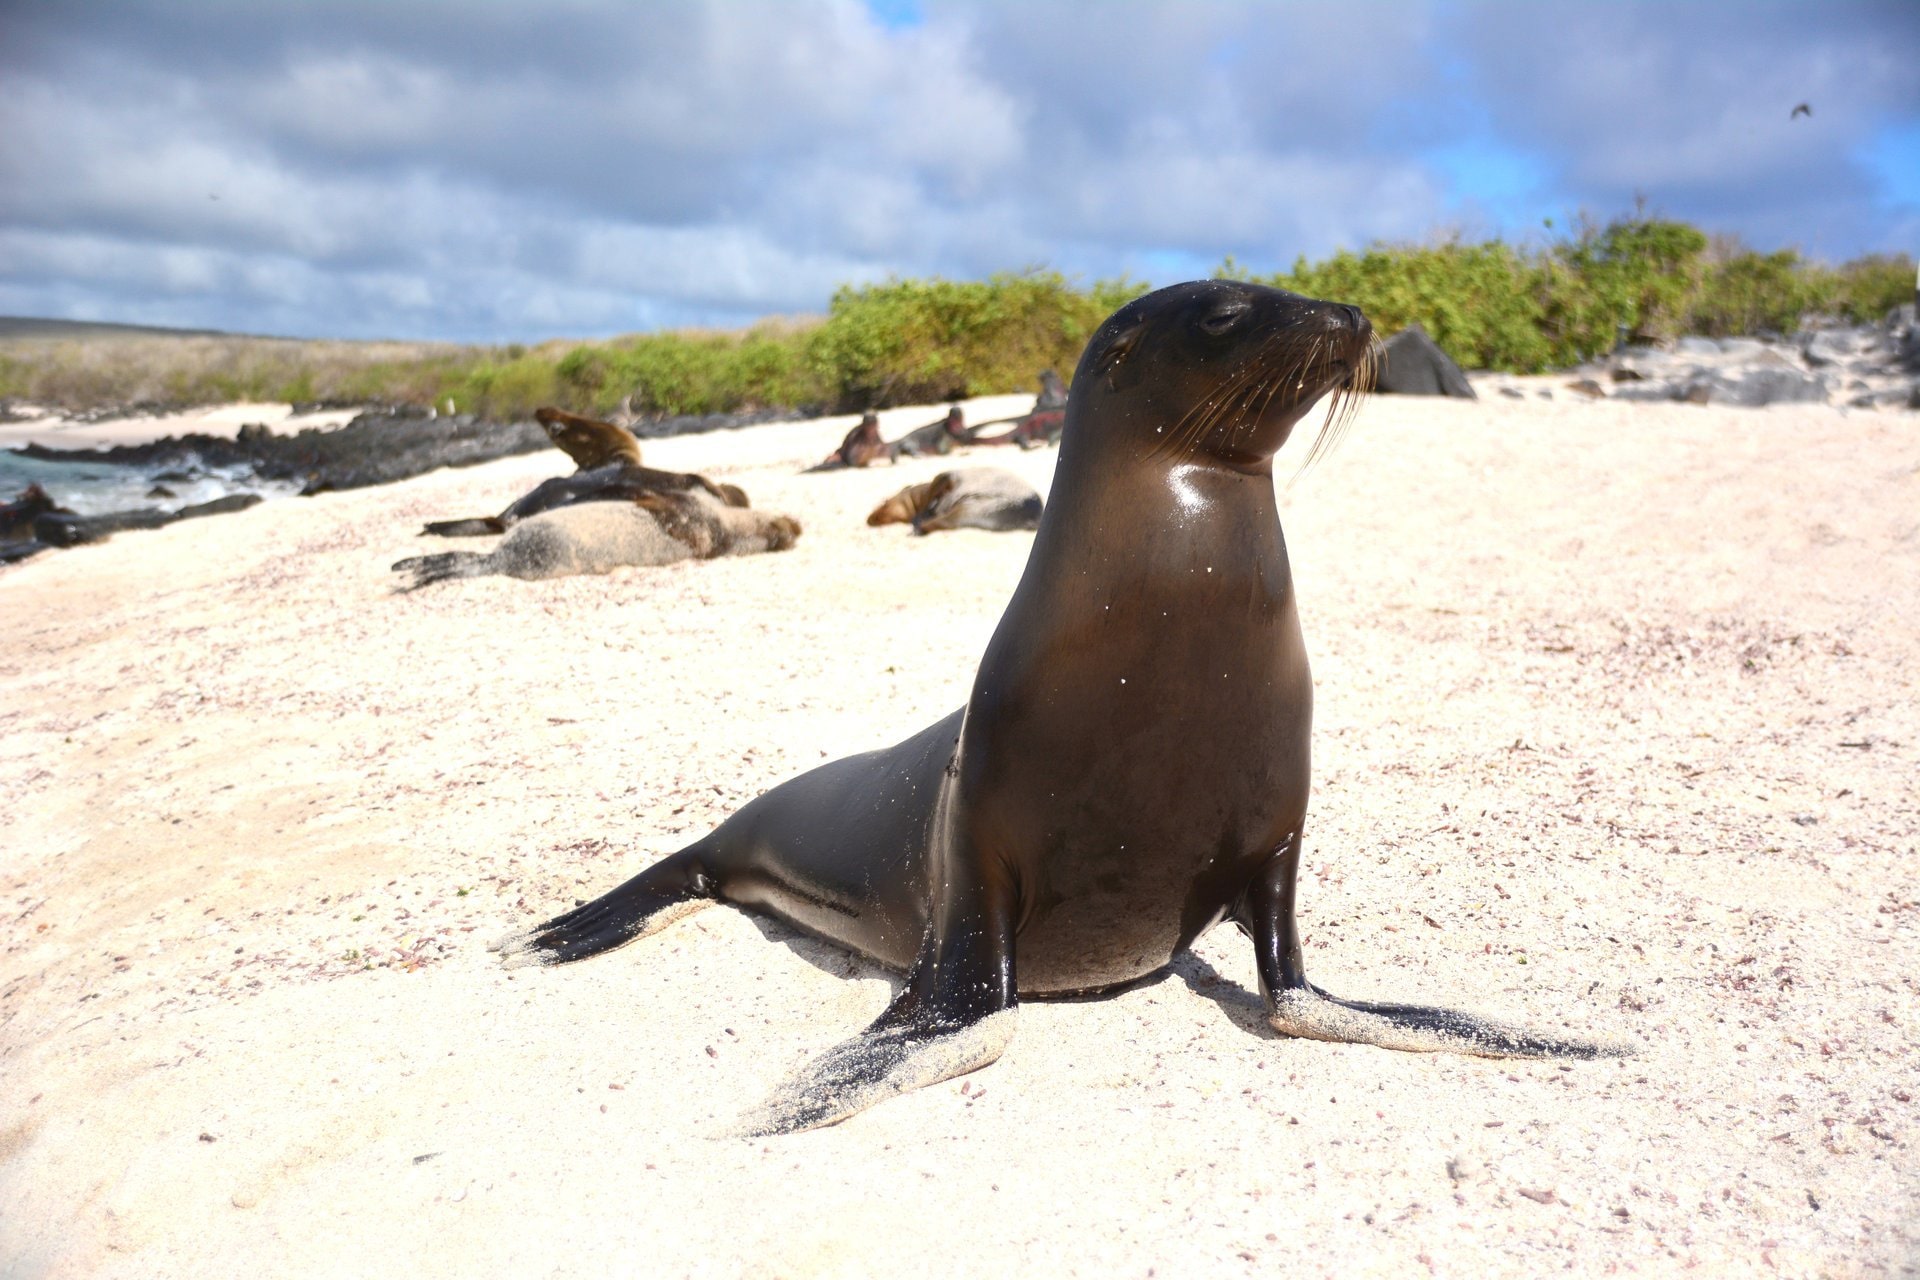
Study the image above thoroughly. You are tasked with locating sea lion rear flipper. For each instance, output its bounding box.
[1236,835,1631,1059]
[734,862,1019,1136]
[421,517,507,537]
[491,849,717,967]
[391,551,491,591]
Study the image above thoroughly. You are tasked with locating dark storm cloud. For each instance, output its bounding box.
[0,0,1913,341]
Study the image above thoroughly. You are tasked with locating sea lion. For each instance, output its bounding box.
[420,464,750,538]
[886,406,969,460]
[394,490,800,591]
[965,370,1070,448]
[866,468,1043,534]
[1,484,70,542]
[534,406,643,471]
[493,280,1618,1135]
[1,484,74,565]
[805,413,888,471]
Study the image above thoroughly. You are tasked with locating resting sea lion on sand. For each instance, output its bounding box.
[394,489,800,590]
[866,468,1043,534]
[886,406,969,460]
[420,464,749,538]
[2,484,70,539]
[805,413,888,471]
[965,370,1070,448]
[493,280,1620,1136]
[1,484,74,564]
[534,406,644,471]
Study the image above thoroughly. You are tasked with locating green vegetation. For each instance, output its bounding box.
[2,219,1908,414]
[1263,219,1913,371]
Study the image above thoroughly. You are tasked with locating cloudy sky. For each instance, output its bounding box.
[2,0,1915,342]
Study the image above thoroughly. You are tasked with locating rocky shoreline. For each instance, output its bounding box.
[8,403,816,496]
[1488,305,1920,409]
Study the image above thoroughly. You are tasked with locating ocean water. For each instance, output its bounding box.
[0,447,296,517]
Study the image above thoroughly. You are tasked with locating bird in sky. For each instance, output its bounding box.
[1790,103,1812,119]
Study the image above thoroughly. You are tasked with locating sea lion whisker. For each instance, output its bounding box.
[1167,333,1290,462]
[1288,331,1378,486]
[1154,355,1269,461]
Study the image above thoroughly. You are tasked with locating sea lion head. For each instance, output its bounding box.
[1067,280,1375,472]
[535,406,644,471]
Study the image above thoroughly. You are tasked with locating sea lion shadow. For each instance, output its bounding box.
[1167,953,1272,1039]
[735,914,1270,1040]
[738,913,906,994]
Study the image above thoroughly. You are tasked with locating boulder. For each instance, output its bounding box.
[1373,325,1476,398]
[1715,338,1770,361]
[1683,368,1829,407]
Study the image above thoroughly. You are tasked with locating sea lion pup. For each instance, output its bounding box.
[533,406,644,471]
[494,280,1618,1136]
[804,413,888,471]
[885,405,969,460]
[393,490,800,591]
[419,464,749,538]
[866,468,1043,534]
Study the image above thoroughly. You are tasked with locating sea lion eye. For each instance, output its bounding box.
[1199,301,1249,335]
[1096,318,1147,373]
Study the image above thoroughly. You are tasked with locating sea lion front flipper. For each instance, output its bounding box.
[1236,835,1630,1059]
[735,860,1019,1136]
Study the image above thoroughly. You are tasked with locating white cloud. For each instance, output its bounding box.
[1,0,1913,340]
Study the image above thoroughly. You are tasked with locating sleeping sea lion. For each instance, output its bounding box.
[886,406,969,460]
[965,370,1070,448]
[394,489,799,590]
[492,280,1621,1135]
[419,464,749,538]
[865,468,1043,534]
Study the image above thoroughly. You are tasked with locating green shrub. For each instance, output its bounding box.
[1830,254,1916,322]
[1688,244,1829,337]
[806,272,1146,409]
[1270,239,1555,370]
[1,226,1905,413]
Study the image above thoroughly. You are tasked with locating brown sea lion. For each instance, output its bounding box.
[394,489,800,590]
[419,464,749,538]
[885,406,969,460]
[492,280,1618,1136]
[965,370,1070,448]
[1,484,71,543]
[534,406,643,471]
[805,413,888,471]
[865,468,1043,534]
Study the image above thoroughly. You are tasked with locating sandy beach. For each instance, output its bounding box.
[2,390,1915,1276]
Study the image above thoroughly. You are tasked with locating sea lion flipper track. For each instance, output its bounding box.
[1236,836,1631,1059]
[490,850,717,968]
[734,865,1019,1136]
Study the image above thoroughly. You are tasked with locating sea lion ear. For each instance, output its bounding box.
[1095,318,1148,386]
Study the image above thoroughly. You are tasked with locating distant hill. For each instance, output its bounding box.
[0,316,256,341]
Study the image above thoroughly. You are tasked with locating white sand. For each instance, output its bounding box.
[2,390,1915,1276]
